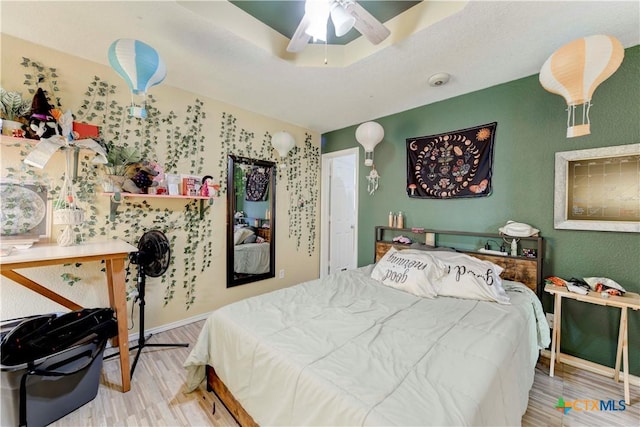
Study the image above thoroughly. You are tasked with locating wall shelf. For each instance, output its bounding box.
[0,135,36,145]
[102,192,216,220]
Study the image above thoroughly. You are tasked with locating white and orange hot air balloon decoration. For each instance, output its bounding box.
[539,35,624,138]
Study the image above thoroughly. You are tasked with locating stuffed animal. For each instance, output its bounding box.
[122,161,159,194]
[27,88,61,140]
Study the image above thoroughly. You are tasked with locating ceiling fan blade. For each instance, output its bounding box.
[344,1,390,45]
[287,13,313,53]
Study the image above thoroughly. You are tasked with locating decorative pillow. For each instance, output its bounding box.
[425,251,510,304]
[234,228,254,245]
[370,247,446,298]
[243,234,257,244]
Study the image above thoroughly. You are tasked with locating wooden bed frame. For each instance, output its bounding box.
[206,365,258,427]
[206,226,545,426]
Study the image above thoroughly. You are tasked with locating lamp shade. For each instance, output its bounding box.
[271,131,296,158]
[356,121,384,166]
[108,39,166,119]
[304,0,331,42]
[108,39,166,96]
[539,35,624,138]
[330,3,356,37]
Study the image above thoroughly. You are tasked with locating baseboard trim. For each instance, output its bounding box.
[107,310,214,349]
[540,349,640,388]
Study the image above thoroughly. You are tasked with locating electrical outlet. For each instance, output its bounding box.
[546,313,554,329]
[279,269,285,279]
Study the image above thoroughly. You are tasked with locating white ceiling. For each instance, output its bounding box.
[2,1,639,134]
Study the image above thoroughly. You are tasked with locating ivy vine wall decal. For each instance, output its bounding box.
[4,56,320,311]
[5,57,213,310]
[285,133,320,256]
[217,113,320,256]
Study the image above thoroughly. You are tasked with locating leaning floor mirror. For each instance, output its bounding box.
[227,155,276,287]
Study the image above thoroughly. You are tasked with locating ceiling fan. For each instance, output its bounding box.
[287,0,391,53]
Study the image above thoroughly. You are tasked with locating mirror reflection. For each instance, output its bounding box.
[227,155,276,287]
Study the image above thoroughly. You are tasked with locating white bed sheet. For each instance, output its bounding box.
[234,242,270,274]
[184,265,550,426]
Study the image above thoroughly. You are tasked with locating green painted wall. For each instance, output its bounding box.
[323,46,640,375]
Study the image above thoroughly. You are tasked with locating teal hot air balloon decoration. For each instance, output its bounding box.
[108,39,166,119]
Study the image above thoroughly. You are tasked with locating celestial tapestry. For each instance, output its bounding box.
[245,167,271,201]
[406,122,497,199]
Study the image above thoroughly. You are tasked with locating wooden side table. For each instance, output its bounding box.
[545,284,640,404]
[257,228,271,242]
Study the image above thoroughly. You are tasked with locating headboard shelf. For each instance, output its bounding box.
[375,226,544,296]
[375,226,542,242]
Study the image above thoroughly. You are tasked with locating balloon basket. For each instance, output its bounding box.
[129,106,147,119]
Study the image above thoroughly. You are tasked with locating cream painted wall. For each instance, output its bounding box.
[0,35,321,331]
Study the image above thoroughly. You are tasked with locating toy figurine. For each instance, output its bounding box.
[200,175,219,197]
[28,88,61,139]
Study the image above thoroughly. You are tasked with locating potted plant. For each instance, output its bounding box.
[0,87,31,136]
[101,141,141,191]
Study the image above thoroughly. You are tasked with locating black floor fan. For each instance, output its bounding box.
[107,230,189,378]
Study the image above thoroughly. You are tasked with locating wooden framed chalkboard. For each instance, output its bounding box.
[554,144,640,232]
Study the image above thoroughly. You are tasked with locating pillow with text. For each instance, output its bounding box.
[371,247,446,298]
[426,251,510,304]
[234,228,254,245]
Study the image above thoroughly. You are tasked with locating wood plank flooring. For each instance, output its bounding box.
[48,320,639,426]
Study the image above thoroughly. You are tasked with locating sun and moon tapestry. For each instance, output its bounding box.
[406,122,497,199]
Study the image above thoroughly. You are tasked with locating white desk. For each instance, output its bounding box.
[545,284,640,405]
[1,240,137,393]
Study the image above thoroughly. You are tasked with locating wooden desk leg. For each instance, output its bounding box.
[549,293,562,377]
[620,308,629,405]
[614,308,625,383]
[106,258,131,393]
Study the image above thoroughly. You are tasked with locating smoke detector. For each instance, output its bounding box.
[428,73,450,87]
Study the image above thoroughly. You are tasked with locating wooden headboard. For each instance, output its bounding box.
[374,226,544,296]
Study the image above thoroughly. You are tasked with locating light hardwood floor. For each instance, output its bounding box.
[49,320,639,426]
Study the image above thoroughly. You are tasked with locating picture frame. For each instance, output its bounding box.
[0,180,52,243]
[554,143,640,233]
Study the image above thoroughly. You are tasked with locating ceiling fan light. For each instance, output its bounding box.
[305,0,330,41]
[305,21,328,42]
[330,3,355,37]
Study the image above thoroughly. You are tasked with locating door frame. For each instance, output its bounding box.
[320,147,359,278]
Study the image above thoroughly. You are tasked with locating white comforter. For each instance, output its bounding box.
[234,242,270,274]
[184,266,550,426]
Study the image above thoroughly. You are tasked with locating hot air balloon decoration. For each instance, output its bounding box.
[539,34,624,138]
[108,39,167,119]
[355,121,384,195]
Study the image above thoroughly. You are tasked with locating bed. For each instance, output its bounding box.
[184,230,550,426]
[233,225,270,275]
[234,242,270,275]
